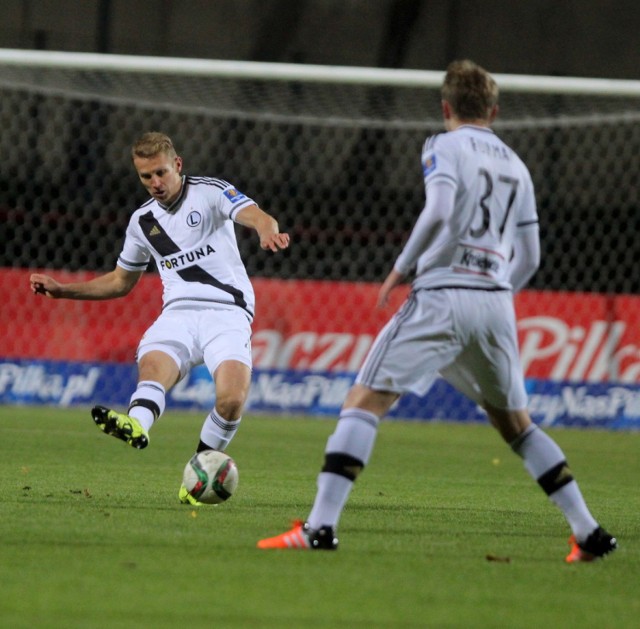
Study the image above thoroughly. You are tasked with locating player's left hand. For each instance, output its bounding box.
[261,232,290,252]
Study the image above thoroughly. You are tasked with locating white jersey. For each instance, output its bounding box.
[396,124,538,291]
[118,176,256,319]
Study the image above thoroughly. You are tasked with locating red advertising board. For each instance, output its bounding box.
[4,269,640,384]
[515,291,640,383]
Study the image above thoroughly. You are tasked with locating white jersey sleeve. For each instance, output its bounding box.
[509,222,540,291]
[394,179,456,275]
[118,219,152,272]
[190,176,255,222]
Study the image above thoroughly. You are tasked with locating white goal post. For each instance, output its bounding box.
[1,47,640,95]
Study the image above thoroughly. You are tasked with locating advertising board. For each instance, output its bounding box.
[3,270,639,428]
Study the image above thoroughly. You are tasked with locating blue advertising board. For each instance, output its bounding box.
[1,358,639,430]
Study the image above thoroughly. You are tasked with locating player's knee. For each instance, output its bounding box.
[215,391,246,420]
[486,404,532,444]
[322,452,365,481]
[138,351,181,388]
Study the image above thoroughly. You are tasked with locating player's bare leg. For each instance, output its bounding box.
[137,350,181,390]
[197,360,250,451]
[131,349,180,427]
[180,360,251,506]
[486,401,616,561]
[343,384,400,418]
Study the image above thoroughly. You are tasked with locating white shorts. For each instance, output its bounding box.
[356,288,528,410]
[137,306,252,380]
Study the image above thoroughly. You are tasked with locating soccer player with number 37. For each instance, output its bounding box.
[30,132,289,505]
[258,60,616,562]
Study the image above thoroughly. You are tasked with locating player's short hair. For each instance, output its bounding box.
[441,60,498,121]
[131,132,177,160]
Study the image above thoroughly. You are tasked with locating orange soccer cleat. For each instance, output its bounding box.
[257,520,338,550]
[566,527,617,563]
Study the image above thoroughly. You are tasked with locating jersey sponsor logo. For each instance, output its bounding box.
[159,244,216,270]
[186,211,202,227]
[422,153,437,177]
[452,243,505,278]
[223,188,247,203]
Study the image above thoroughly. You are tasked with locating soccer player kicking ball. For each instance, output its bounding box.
[257,60,616,563]
[30,132,289,505]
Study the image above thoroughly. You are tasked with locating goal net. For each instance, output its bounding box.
[1,50,639,424]
[2,50,639,291]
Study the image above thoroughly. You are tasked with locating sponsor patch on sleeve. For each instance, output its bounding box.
[422,153,437,177]
[223,188,248,203]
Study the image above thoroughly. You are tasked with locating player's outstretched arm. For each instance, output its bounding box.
[30,266,143,300]
[235,204,290,252]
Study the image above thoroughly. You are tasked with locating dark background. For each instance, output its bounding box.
[2,0,639,79]
[1,1,639,295]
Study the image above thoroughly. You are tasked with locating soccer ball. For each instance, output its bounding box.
[182,450,239,504]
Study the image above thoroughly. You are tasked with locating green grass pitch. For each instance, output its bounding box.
[1,405,638,628]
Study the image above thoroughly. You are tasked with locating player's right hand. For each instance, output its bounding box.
[30,273,61,298]
[377,268,405,309]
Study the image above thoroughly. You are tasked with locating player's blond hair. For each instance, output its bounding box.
[131,132,177,160]
[441,60,498,121]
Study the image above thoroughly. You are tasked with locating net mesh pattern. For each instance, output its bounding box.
[1,64,639,293]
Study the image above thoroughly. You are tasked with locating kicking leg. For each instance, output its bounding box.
[92,350,178,449]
